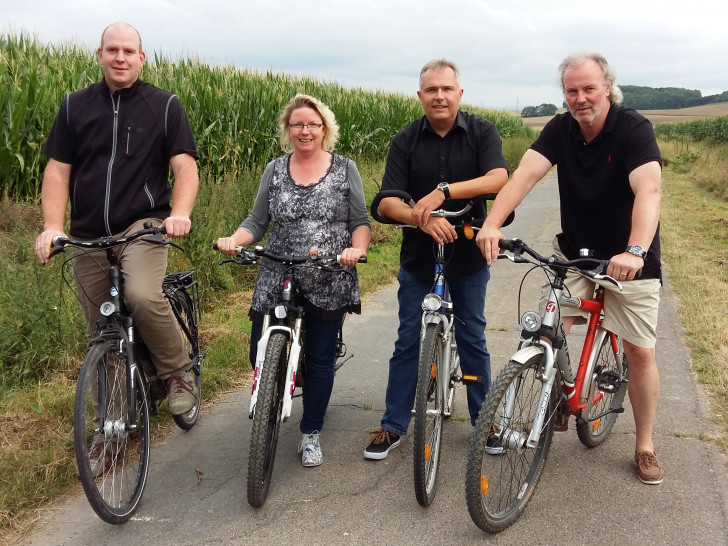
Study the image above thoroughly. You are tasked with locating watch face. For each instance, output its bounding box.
[627,245,646,257]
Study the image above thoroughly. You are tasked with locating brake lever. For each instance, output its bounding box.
[141,233,184,252]
[592,273,623,291]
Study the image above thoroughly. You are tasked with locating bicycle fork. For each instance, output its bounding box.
[248,317,303,423]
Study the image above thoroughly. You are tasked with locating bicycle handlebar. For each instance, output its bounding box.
[497,238,622,288]
[370,189,514,228]
[50,223,178,258]
[212,244,367,267]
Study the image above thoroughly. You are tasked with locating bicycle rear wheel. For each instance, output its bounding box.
[413,322,445,507]
[466,354,556,533]
[247,332,288,507]
[167,287,202,431]
[576,331,629,447]
[74,338,150,524]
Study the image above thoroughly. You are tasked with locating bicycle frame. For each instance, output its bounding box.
[499,247,622,449]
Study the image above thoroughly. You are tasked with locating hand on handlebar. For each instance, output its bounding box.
[35,228,66,265]
[411,189,446,227]
[339,247,367,266]
[421,217,457,244]
[607,251,644,282]
[162,215,192,238]
[215,236,240,256]
[475,223,505,265]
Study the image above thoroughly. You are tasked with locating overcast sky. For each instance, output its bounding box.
[3,0,726,110]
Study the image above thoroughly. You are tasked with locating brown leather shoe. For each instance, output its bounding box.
[635,451,664,484]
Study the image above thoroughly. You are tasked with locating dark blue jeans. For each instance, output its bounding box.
[381,265,491,436]
[250,314,340,434]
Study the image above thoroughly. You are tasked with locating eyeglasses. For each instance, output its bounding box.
[289,123,323,131]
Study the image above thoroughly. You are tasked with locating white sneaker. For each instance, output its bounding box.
[298,432,322,467]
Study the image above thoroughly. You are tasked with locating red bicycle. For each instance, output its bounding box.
[465,238,629,532]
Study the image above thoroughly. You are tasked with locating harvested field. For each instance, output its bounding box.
[508,103,728,131]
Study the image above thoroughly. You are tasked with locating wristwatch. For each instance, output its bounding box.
[625,244,647,259]
[437,182,450,199]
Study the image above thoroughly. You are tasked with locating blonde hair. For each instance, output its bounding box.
[278,94,340,153]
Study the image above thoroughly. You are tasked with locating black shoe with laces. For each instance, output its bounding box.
[363,428,401,460]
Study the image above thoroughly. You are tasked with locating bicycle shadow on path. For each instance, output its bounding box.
[24,170,728,545]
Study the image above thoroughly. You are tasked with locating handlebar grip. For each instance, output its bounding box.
[370,190,416,225]
[498,239,520,252]
[49,235,68,258]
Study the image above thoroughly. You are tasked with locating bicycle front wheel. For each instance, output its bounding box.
[576,331,629,447]
[413,322,445,507]
[74,338,151,524]
[466,355,556,533]
[168,287,202,431]
[247,332,288,507]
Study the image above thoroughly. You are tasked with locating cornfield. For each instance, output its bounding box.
[1,32,531,200]
[1,31,534,386]
[655,115,728,143]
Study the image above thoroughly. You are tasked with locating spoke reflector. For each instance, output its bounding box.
[481,475,489,495]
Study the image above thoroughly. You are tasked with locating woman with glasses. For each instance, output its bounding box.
[216,94,371,467]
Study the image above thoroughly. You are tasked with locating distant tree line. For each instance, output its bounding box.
[521,103,558,117]
[522,86,728,117]
[619,86,728,109]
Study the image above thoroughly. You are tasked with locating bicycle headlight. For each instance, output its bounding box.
[100,301,116,317]
[422,294,442,312]
[520,311,541,333]
[274,304,287,319]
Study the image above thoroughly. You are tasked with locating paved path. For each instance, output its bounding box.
[25,171,728,545]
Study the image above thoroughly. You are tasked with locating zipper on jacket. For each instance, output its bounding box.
[104,92,120,236]
[126,125,131,155]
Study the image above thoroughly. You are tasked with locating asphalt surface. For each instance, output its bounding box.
[25,171,728,545]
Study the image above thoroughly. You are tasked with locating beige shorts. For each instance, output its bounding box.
[539,237,661,349]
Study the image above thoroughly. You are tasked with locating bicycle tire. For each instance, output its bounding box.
[413,322,445,507]
[168,288,202,431]
[465,354,556,533]
[247,332,288,507]
[74,338,151,524]
[576,332,629,447]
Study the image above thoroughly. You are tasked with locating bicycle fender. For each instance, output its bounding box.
[510,345,544,365]
[249,326,293,419]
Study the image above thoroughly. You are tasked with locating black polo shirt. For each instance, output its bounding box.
[381,111,507,281]
[531,105,662,279]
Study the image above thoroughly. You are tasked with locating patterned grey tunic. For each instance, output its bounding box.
[243,153,368,322]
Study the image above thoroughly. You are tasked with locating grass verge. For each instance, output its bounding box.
[660,140,728,454]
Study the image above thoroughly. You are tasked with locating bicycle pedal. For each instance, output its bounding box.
[460,374,484,386]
